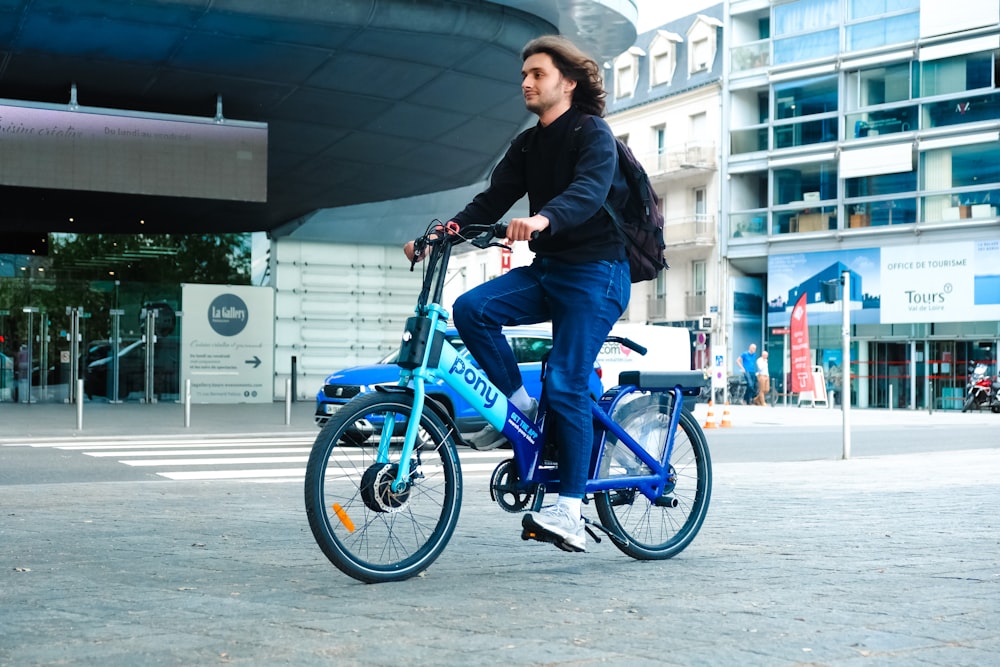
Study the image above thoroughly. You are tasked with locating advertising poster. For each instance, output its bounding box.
[881,240,1000,323]
[768,238,1000,327]
[789,293,815,393]
[181,284,274,403]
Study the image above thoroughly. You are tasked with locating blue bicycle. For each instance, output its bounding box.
[304,221,712,583]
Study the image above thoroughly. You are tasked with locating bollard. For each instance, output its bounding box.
[76,378,84,430]
[285,377,292,425]
[184,379,191,428]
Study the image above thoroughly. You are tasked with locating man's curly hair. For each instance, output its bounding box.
[522,35,606,118]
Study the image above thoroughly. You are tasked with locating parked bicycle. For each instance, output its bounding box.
[304,221,713,583]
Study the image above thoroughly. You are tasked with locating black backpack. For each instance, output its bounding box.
[603,138,668,283]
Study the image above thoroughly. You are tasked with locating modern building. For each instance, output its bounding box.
[599,0,1000,409]
[723,0,999,410]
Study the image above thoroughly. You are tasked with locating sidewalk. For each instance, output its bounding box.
[1,398,996,442]
[0,399,319,441]
[2,442,997,665]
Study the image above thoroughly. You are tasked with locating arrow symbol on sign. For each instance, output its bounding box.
[245,355,261,368]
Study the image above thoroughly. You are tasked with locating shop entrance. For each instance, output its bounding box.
[857,339,997,411]
[859,341,912,409]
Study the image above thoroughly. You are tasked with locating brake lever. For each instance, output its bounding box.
[409,237,428,271]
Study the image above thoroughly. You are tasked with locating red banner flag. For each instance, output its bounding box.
[789,292,815,393]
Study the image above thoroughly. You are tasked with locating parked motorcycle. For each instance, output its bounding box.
[991,374,1000,414]
[961,363,993,412]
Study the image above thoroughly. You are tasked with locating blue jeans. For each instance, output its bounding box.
[453,257,630,497]
[743,370,758,404]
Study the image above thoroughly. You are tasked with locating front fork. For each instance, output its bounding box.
[383,311,446,492]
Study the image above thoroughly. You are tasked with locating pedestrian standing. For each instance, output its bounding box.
[737,343,758,405]
[755,350,770,406]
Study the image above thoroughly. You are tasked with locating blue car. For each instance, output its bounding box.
[314,326,605,432]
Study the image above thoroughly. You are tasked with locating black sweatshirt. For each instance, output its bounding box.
[451,106,628,264]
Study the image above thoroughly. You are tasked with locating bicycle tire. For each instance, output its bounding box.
[594,391,712,560]
[304,392,462,583]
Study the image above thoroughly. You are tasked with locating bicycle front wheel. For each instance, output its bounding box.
[595,391,712,560]
[304,392,462,583]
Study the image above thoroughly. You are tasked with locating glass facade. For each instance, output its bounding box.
[0,233,251,404]
[726,0,1000,409]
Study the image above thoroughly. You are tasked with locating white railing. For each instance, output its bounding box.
[685,292,707,317]
[662,216,716,246]
[638,141,716,176]
[646,295,666,319]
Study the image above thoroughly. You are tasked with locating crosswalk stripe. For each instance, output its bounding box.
[87,447,314,457]
[10,433,511,482]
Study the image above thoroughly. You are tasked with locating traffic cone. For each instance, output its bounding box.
[720,402,733,428]
[703,400,717,429]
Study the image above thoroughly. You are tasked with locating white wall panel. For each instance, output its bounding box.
[271,238,416,399]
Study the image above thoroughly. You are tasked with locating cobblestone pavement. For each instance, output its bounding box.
[1,401,997,666]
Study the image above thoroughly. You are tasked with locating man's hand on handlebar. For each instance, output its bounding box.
[404,221,459,264]
[506,214,549,242]
[403,238,426,263]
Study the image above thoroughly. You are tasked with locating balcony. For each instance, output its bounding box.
[731,39,769,74]
[685,292,707,317]
[647,294,666,320]
[639,141,716,178]
[663,215,716,247]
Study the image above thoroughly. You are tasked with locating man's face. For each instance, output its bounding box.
[749,344,757,353]
[521,52,574,116]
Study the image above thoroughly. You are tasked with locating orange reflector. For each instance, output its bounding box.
[332,503,355,533]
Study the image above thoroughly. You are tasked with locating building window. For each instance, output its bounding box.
[649,31,681,86]
[614,47,645,99]
[772,160,839,234]
[845,170,918,227]
[652,51,671,84]
[654,125,666,170]
[918,50,996,97]
[845,62,917,140]
[773,74,838,148]
[694,187,707,222]
[772,0,839,65]
[691,39,710,72]
[687,261,707,317]
[921,142,1000,222]
[686,14,722,75]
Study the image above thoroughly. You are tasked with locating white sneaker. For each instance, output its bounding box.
[522,503,586,552]
[466,399,537,451]
[466,424,506,451]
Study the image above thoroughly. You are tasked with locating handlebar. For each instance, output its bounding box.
[605,335,647,356]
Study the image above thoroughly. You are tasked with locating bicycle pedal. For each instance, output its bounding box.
[520,516,585,553]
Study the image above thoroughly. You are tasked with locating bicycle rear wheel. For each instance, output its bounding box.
[304,392,462,583]
[595,391,712,560]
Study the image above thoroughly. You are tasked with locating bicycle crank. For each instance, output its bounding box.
[489,459,533,512]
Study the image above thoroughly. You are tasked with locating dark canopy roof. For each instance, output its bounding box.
[0,0,635,239]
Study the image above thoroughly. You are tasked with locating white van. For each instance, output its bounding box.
[597,323,691,391]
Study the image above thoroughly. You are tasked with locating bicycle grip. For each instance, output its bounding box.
[492,222,540,240]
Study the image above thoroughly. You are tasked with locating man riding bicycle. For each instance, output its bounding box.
[405,35,629,552]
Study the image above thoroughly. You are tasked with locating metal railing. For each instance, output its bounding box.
[662,216,716,246]
[685,292,706,317]
[637,142,716,176]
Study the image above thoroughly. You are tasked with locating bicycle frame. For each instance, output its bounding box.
[379,223,685,504]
